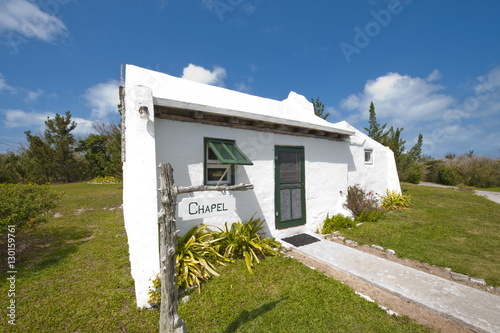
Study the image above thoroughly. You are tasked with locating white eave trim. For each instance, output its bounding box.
[153,97,355,137]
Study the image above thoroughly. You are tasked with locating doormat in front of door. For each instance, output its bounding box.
[281,233,321,247]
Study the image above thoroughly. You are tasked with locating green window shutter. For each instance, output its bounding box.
[207,139,253,165]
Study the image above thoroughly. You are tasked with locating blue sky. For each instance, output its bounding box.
[0,0,499,157]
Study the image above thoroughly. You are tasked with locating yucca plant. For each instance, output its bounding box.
[381,189,411,210]
[214,216,283,273]
[175,224,229,290]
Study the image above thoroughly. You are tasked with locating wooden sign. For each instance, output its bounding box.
[178,196,236,220]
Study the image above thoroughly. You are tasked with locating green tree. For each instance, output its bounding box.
[408,133,423,161]
[383,126,406,160]
[21,111,82,183]
[23,131,54,183]
[310,97,330,120]
[364,102,423,183]
[90,122,122,178]
[0,153,28,184]
[78,123,122,179]
[44,111,80,183]
[78,134,109,178]
[364,102,387,142]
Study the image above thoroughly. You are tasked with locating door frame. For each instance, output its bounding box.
[274,146,306,229]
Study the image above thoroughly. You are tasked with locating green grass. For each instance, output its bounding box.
[342,183,500,286]
[179,256,429,333]
[476,187,500,192]
[0,183,159,332]
[0,182,432,332]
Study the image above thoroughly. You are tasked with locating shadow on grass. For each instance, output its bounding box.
[224,297,289,333]
[0,225,92,279]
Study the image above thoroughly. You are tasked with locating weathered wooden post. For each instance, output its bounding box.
[158,163,186,333]
[158,162,254,333]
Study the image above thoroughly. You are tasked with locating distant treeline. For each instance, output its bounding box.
[360,101,499,187]
[422,152,500,188]
[0,111,122,184]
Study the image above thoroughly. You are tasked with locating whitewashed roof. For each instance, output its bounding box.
[125,65,354,137]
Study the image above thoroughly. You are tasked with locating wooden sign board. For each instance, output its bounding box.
[178,195,236,221]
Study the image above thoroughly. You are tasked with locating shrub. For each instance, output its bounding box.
[149,218,282,306]
[424,154,500,188]
[0,183,59,232]
[214,216,282,273]
[397,154,423,184]
[355,210,385,222]
[344,185,380,217]
[321,214,355,234]
[437,165,459,186]
[457,183,475,192]
[88,176,122,184]
[147,274,161,307]
[176,224,228,290]
[422,159,442,183]
[381,190,411,210]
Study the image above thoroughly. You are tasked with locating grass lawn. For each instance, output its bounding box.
[0,183,159,332]
[0,182,432,332]
[178,256,430,333]
[342,183,500,286]
[476,187,500,192]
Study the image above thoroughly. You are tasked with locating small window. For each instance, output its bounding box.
[364,149,373,164]
[205,138,253,185]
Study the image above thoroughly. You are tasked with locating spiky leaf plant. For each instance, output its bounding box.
[214,216,283,273]
[381,190,412,210]
[175,224,229,290]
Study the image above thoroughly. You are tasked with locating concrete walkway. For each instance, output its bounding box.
[418,182,500,204]
[280,235,500,333]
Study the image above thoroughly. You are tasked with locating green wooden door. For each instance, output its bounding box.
[275,146,306,229]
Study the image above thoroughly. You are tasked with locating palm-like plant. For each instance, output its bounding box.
[381,190,411,210]
[149,218,283,306]
[214,216,282,273]
[175,224,229,290]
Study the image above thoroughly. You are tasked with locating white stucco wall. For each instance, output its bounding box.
[154,119,351,239]
[122,85,160,308]
[334,121,401,196]
[122,64,401,308]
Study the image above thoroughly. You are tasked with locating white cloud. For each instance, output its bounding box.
[3,109,94,136]
[234,76,254,93]
[4,109,52,129]
[340,72,455,126]
[25,88,45,103]
[339,68,500,156]
[470,66,500,116]
[426,69,442,82]
[71,117,94,136]
[325,106,342,120]
[0,72,14,92]
[0,0,68,42]
[182,64,227,86]
[84,79,120,120]
[234,82,251,93]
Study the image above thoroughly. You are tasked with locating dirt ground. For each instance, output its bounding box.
[285,237,496,333]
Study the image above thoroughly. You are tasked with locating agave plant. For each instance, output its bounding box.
[175,224,229,290]
[214,216,283,273]
[381,189,412,210]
